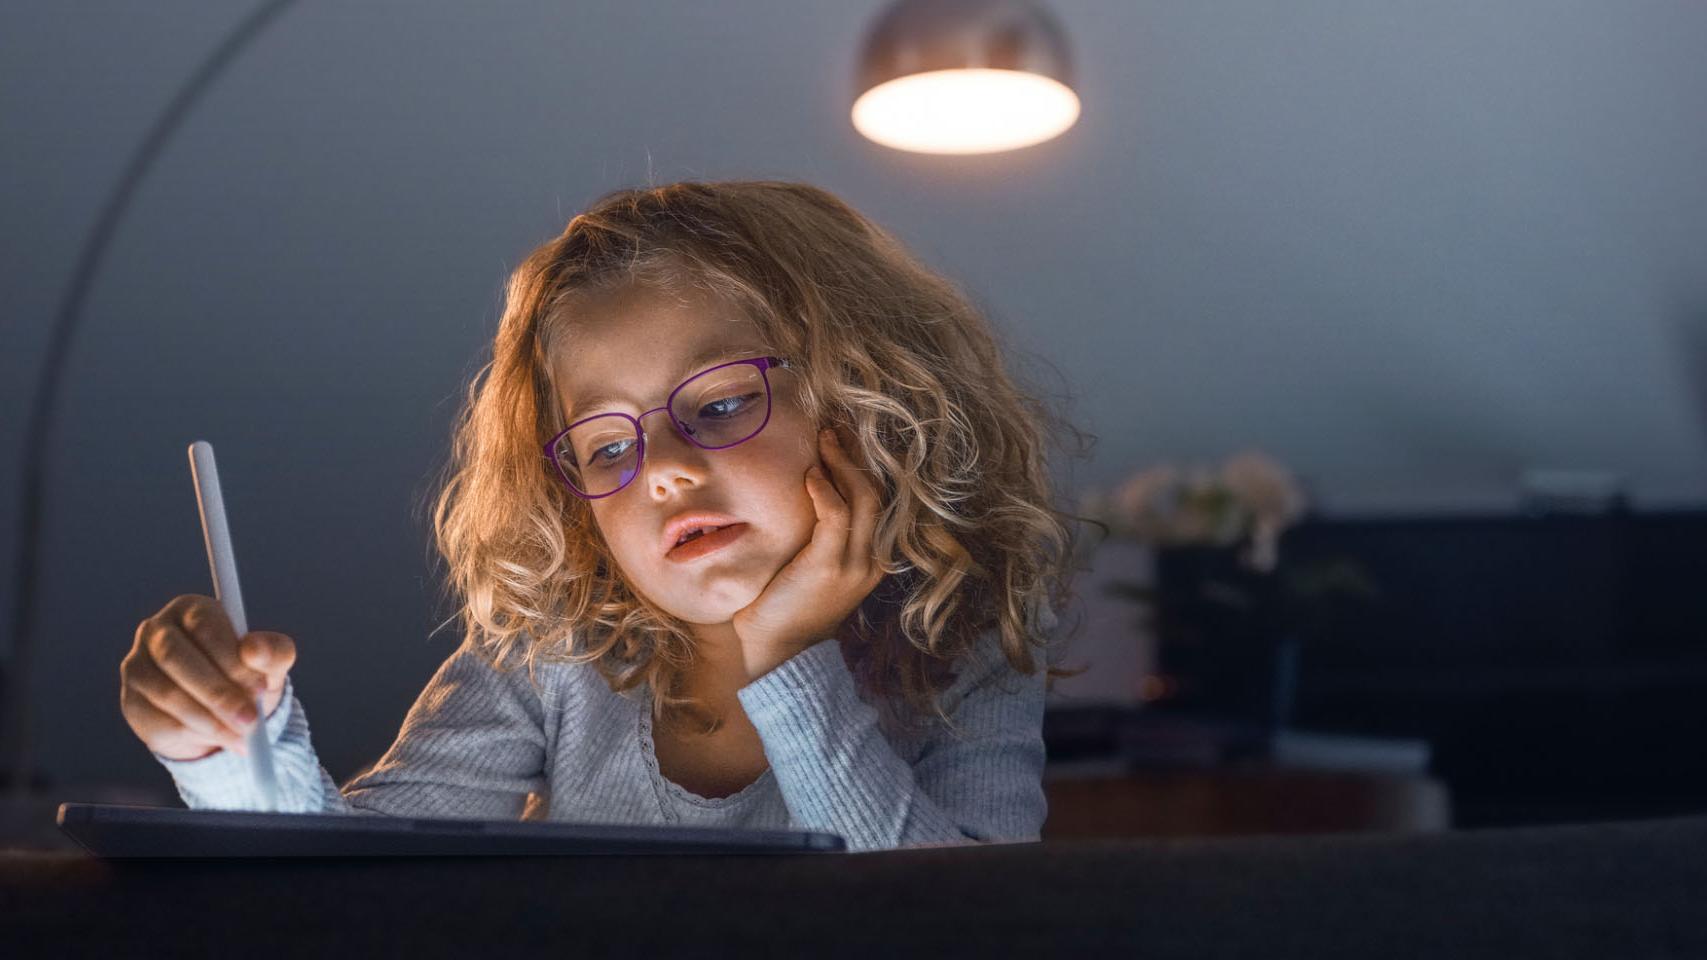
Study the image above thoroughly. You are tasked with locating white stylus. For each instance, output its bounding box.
[188,440,281,812]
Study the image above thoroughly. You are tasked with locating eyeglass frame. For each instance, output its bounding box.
[542,355,797,500]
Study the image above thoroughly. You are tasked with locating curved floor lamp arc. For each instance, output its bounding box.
[5,0,1082,803]
[4,0,303,802]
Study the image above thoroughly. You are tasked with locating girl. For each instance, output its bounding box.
[120,180,1088,852]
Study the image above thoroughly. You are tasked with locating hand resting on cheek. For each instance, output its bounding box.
[731,424,890,683]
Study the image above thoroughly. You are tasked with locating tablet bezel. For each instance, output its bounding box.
[57,802,847,857]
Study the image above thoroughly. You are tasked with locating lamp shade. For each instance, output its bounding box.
[853,0,1079,155]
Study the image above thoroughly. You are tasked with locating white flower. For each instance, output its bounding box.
[1112,463,1179,540]
[1086,452,1308,562]
[1220,450,1306,529]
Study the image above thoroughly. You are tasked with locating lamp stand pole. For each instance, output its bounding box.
[3,0,300,810]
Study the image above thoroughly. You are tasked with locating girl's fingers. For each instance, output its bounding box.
[821,427,879,570]
[128,683,247,759]
[130,654,250,755]
[176,602,270,701]
[803,460,851,562]
[239,632,296,690]
[146,621,260,734]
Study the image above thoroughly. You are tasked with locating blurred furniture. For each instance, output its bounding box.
[8,813,1705,957]
[1043,703,1448,836]
[1088,509,1707,829]
[1276,509,1707,827]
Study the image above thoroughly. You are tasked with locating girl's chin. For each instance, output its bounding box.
[667,555,778,586]
[677,613,740,628]
[659,576,768,620]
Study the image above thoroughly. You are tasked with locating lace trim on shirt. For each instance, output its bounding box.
[636,683,774,812]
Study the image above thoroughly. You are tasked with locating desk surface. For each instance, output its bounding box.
[6,813,1706,958]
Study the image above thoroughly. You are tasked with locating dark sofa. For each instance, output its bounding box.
[6,810,1704,957]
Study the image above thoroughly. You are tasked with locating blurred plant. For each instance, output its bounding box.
[1082,452,1381,668]
[1080,451,1309,572]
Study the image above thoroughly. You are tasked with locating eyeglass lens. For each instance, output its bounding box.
[552,362,771,496]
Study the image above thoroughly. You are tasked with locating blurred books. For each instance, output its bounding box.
[1042,706,1431,778]
[1267,728,1430,774]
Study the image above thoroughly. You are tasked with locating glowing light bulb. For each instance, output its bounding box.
[852,67,1080,154]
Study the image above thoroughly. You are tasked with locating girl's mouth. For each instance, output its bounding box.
[665,522,751,562]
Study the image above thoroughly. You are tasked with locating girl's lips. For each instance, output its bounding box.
[665,522,751,563]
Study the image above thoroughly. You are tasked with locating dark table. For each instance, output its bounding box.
[6,812,1706,958]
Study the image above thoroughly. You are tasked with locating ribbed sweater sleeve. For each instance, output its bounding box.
[152,672,319,812]
[734,605,1054,853]
[152,639,549,818]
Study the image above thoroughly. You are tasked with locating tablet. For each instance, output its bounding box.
[57,803,847,858]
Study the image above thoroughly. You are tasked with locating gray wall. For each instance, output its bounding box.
[3,1,1703,791]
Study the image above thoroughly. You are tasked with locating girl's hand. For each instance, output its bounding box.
[731,425,887,683]
[119,594,296,761]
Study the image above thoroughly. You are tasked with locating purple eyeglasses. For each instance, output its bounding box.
[544,355,796,499]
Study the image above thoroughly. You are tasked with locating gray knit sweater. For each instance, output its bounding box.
[153,603,1056,853]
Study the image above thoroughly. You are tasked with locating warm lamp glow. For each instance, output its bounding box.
[852,67,1080,154]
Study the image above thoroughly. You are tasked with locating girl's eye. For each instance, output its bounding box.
[699,392,760,419]
[588,439,633,464]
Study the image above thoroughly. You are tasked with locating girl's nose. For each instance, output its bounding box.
[637,410,707,476]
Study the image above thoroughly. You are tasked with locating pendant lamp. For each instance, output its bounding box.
[853,0,1080,155]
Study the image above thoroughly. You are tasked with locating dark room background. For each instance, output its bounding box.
[3,1,1704,829]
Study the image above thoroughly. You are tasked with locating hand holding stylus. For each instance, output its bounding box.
[120,593,295,761]
[116,441,285,810]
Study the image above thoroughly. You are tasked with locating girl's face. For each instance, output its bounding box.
[550,284,821,625]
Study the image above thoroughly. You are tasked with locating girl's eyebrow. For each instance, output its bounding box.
[566,343,772,418]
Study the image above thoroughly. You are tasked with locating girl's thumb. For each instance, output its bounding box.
[241,632,294,674]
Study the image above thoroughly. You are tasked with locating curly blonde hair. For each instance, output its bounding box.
[424,179,1092,738]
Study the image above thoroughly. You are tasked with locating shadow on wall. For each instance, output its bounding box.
[1676,310,1707,449]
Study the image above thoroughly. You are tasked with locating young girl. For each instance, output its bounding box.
[119,180,1088,853]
